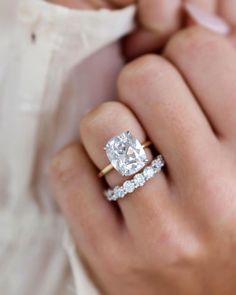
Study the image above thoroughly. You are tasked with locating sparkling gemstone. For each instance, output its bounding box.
[133,173,145,188]
[114,186,125,199]
[105,189,114,201]
[105,131,148,176]
[123,180,135,193]
[152,159,162,173]
[143,166,154,180]
[152,156,165,172]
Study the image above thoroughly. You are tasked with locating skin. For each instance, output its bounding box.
[48,0,236,57]
[50,26,236,294]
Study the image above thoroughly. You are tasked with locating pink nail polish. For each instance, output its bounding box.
[184,2,231,35]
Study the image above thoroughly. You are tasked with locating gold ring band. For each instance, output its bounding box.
[98,140,152,178]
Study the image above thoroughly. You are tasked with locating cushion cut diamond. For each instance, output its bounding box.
[105,131,148,176]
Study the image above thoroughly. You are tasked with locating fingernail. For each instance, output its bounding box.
[184,2,231,35]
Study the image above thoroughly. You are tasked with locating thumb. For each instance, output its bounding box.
[138,0,182,36]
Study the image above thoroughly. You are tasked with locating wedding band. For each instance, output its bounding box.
[98,131,152,178]
[105,155,165,201]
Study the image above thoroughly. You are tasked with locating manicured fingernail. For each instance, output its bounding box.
[184,2,231,35]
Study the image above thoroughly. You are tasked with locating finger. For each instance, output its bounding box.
[80,102,171,228]
[80,102,149,186]
[124,0,218,59]
[165,26,236,140]
[219,0,236,26]
[123,29,165,60]
[118,54,218,184]
[138,0,182,36]
[49,144,121,255]
[123,0,182,59]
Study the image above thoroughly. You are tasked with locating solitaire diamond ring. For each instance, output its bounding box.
[98,131,152,178]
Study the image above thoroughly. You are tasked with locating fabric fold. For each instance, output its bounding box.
[0,0,136,294]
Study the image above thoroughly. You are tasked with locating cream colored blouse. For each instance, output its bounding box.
[0,1,135,294]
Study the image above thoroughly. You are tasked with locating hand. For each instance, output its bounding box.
[124,0,236,58]
[49,27,236,295]
[48,0,235,58]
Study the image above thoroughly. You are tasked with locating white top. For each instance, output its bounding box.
[0,1,135,294]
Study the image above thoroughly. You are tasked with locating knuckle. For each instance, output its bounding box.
[155,225,205,268]
[118,54,171,103]
[165,26,221,60]
[166,239,204,268]
[119,54,160,87]
[49,144,79,185]
[80,101,125,135]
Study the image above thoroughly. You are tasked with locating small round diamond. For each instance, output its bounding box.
[158,155,165,166]
[133,173,145,188]
[105,189,114,201]
[104,154,165,201]
[152,156,165,172]
[143,166,154,180]
[114,186,125,199]
[123,180,135,193]
[152,160,161,173]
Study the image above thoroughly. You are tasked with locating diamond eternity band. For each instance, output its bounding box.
[105,155,165,202]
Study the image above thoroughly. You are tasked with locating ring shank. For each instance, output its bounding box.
[98,140,152,178]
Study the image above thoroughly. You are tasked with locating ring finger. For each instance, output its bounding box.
[80,101,171,232]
